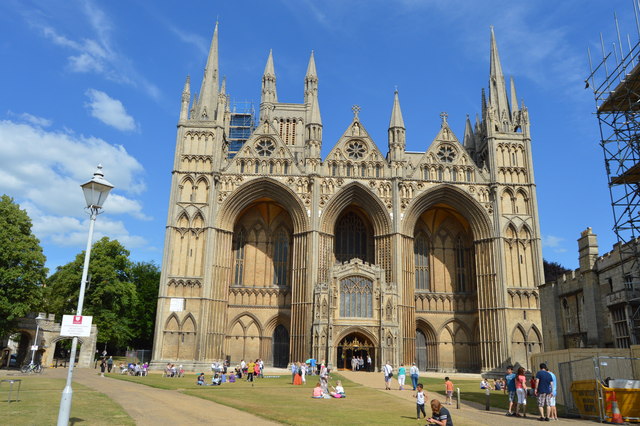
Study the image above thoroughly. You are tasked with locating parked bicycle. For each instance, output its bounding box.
[21,363,43,374]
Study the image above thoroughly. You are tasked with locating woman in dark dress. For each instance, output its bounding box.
[427,399,453,426]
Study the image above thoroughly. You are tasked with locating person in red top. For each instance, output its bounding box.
[444,377,454,405]
[529,375,536,397]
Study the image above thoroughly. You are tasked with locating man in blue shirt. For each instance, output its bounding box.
[535,363,554,421]
[504,365,517,416]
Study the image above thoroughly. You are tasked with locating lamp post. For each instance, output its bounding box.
[57,165,113,426]
[29,313,46,366]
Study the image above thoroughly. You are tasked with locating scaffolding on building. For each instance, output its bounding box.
[227,101,256,158]
[586,8,640,346]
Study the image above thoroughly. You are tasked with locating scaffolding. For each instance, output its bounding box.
[587,10,640,346]
[227,101,255,158]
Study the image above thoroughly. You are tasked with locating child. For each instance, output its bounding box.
[415,383,427,419]
[197,373,206,385]
[445,377,454,405]
[312,382,323,398]
[330,380,346,398]
[212,373,221,386]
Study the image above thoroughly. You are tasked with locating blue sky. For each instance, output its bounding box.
[0,0,636,272]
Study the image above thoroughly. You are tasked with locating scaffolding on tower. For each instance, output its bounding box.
[586,8,640,346]
[227,101,256,158]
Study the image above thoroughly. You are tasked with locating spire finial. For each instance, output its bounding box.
[389,90,405,129]
[440,111,448,124]
[352,105,361,120]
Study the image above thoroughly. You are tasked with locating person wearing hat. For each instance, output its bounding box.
[410,362,420,391]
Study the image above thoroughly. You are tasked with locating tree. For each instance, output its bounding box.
[543,259,571,283]
[0,195,47,338]
[46,237,138,349]
[129,261,160,349]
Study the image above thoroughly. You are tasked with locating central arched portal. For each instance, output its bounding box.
[336,332,374,370]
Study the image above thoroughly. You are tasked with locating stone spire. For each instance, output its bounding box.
[180,75,191,121]
[195,22,219,120]
[510,76,519,116]
[304,51,318,104]
[389,89,405,129]
[216,76,227,125]
[261,49,277,104]
[463,114,476,154]
[489,27,510,121]
[388,90,406,160]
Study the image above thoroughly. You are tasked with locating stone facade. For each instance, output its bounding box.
[151,24,544,373]
[540,228,640,350]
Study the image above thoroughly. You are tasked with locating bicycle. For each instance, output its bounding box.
[20,363,43,374]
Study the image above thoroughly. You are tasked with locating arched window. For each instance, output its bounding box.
[414,232,430,290]
[332,163,337,176]
[232,228,246,286]
[335,212,371,263]
[361,164,366,177]
[455,237,466,292]
[272,228,289,286]
[340,276,373,317]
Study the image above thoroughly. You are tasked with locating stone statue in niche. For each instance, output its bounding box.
[352,122,360,136]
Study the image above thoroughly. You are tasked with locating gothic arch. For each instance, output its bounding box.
[226,312,264,336]
[181,313,197,333]
[320,181,391,236]
[164,313,180,331]
[216,177,309,234]
[501,188,514,214]
[437,318,473,341]
[263,313,291,337]
[402,184,492,239]
[333,325,379,348]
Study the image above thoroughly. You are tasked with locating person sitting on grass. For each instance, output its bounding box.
[330,380,346,398]
[212,373,222,386]
[427,399,453,426]
[197,373,206,385]
[312,382,323,398]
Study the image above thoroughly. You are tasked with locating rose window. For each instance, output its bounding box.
[256,139,275,157]
[346,141,366,159]
[437,145,456,163]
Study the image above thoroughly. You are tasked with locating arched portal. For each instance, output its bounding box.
[272,324,289,368]
[336,332,375,371]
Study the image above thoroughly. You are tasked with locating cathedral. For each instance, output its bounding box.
[151,23,544,373]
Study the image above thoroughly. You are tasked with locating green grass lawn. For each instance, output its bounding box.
[109,372,483,425]
[0,376,134,425]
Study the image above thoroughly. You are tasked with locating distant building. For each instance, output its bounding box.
[540,228,640,350]
[152,23,545,372]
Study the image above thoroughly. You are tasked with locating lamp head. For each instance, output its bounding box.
[81,164,114,209]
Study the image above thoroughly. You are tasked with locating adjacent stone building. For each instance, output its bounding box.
[151,24,544,372]
[540,228,640,350]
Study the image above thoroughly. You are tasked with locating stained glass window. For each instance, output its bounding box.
[414,232,430,290]
[340,276,373,317]
[232,228,246,286]
[335,212,371,263]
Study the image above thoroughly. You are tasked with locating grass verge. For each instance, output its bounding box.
[0,375,134,425]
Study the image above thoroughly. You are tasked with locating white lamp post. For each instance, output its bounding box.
[29,313,46,366]
[57,165,113,426]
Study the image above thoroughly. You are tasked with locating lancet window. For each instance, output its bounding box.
[232,228,246,286]
[273,228,290,286]
[414,232,430,290]
[455,236,467,292]
[340,276,373,318]
[335,211,372,263]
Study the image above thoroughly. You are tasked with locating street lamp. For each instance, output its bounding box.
[57,165,113,426]
[29,313,46,366]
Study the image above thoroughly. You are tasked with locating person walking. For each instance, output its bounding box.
[515,367,528,418]
[366,354,372,372]
[444,377,454,405]
[290,361,297,384]
[106,356,113,373]
[547,366,558,421]
[99,357,106,377]
[383,361,393,390]
[504,365,517,417]
[397,364,406,390]
[410,362,419,391]
[415,383,427,419]
[535,363,554,421]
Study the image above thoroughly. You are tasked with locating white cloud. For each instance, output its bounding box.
[542,235,568,253]
[85,89,136,131]
[168,25,208,56]
[6,111,52,127]
[29,1,161,99]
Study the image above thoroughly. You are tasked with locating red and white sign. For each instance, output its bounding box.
[60,315,93,337]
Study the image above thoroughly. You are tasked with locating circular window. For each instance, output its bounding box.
[346,140,366,160]
[256,139,275,157]
[437,145,456,163]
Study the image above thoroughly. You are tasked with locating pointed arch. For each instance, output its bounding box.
[192,212,205,228]
[164,313,180,331]
[181,313,197,333]
[194,177,209,203]
[176,212,189,228]
[514,189,528,214]
[501,188,514,214]
[320,181,391,237]
[216,177,309,234]
[179,177,195,203]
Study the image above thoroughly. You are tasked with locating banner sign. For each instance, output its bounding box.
[60,315,93,337]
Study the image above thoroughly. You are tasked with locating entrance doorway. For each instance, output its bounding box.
[272,325,289,368]
[336,333,374,371]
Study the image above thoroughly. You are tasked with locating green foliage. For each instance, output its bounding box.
[543,259,571,283]
[46,237,160,350]
[0,194,47,337]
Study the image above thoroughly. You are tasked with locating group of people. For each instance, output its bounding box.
[504,363,558,421]
[163,363,184,377]
[98,356,149,377]
[349,354,372,372]
[480,378,506,391]
[238,359,264,381]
